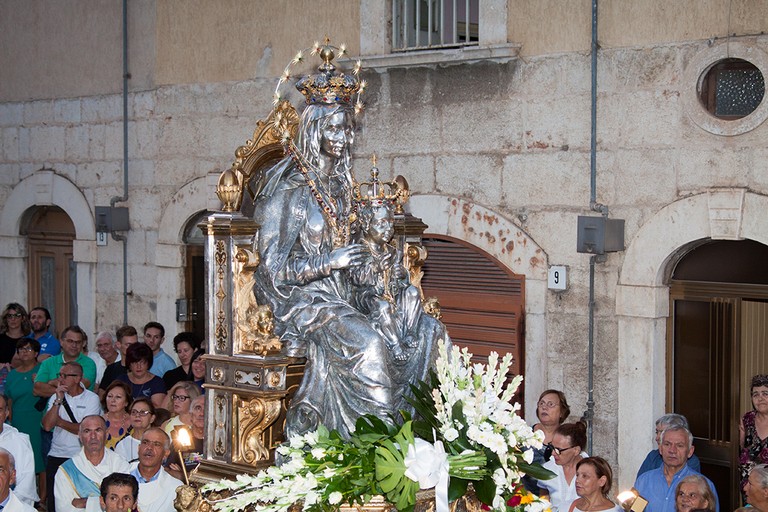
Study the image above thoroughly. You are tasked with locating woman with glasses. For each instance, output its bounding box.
[740,374,768,501]
[116,343,167,408]
[114,398,157,463]
[523,390,572,494]
[538,421,589,512]
[101,381,133,449]
[161,381,200,435]
[5,338,44,501]
[0,303,32,365]
[675,474,715,512]
[570,457,621,512]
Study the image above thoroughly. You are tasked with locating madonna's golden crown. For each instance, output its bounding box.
[295,44,361,105]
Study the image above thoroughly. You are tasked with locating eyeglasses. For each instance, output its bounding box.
[58,373,80,379]
[677,491,700,500]
[131,410,152,417]
[549,444,576,455]
[171,394,190,402]
[537,400,559,409]
[5,313,22,319]
[16,347,34,353]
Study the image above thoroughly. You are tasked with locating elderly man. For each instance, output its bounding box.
[634,425,719,512]
[43,363,103,512]
[637,413,701,478]
[130,428,183,512]
[0,448,36,512]
[99,473,139,512]
[99,326,138,397]
[0,395,37,506]
[54,416,130,512]
[88,332,120,389]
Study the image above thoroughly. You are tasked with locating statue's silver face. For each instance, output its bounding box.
[367,206,394,245]
[320,111,353,158]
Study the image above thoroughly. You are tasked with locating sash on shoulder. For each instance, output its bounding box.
[60,458,101,498]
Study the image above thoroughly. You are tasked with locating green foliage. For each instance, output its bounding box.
[373,421,420,512]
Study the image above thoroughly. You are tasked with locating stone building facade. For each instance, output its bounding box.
[2,0,768,501]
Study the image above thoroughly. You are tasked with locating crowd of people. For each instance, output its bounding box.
[0,302,207,512]
[5,299,768,512]
[523,382,768,512]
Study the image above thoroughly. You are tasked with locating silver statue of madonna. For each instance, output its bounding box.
[251,43,446,438]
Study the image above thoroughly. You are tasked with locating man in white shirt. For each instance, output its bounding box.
[0,448,36,512]
[54,416,130,512]
[88,332,120,389]
[42,362,103,512]
[130,428,183,512]
[0,395,38,506]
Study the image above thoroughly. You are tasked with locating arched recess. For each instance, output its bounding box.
[155,172,221,334]
[0,169,97,336]
[407,194,548,418]
[615,188,768,489]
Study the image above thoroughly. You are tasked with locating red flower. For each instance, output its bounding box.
[507,495,522,507]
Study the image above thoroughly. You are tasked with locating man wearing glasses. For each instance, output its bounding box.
[33,325,98,401]
[42,362,102,512]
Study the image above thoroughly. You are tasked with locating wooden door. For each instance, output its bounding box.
[25,206,76,333]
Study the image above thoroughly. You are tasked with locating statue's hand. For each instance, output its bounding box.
[330,244,367,269]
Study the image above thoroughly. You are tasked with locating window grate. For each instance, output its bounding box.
[393,0,479,52]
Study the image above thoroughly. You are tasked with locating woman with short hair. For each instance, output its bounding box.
[116,343,166,408]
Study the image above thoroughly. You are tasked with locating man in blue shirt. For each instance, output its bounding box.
[29,307,60,361]
[637,413,701,478]
[143,322,176,378]
[634,426,719,512]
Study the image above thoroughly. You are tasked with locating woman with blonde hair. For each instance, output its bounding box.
[162,381,200,434]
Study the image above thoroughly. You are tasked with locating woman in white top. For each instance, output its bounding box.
[539,422,589,512]
[569,457,622,512]
[114,398,156,463]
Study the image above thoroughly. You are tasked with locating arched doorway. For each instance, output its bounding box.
[22,206,76,334]
[180,211,212,341]
[421,235,525,402]
[668,239,768,510]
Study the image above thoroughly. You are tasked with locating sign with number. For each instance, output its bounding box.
[548,265,567,291]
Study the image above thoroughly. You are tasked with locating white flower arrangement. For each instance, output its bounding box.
[201,340,553,512]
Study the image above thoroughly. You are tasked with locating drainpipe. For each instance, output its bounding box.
[584,0,605,454]
[110,0,130,325]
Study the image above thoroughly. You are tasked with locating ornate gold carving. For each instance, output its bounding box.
[267,370,282,389]
[214,241,228,352]
[217,100,300,212]
[233,247,283,356]
[423,297,443,320]
[173,485,212,512]
[233,395,282,465]
[214,395,227,455]
[211,367,225,383]
[404,242,428,298]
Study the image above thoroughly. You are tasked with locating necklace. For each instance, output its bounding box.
[287,142,357,248]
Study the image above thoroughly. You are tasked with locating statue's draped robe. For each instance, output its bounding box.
[253,157,446,437]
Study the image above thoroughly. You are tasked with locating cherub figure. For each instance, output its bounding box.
[348,199,422,362]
